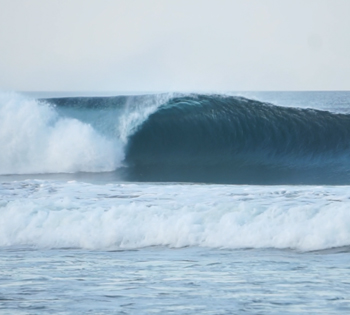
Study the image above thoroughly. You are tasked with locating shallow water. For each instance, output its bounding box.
[1,247,350,314]
[1,179,350,313]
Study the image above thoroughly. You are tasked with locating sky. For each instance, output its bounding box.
[0,0,349,92]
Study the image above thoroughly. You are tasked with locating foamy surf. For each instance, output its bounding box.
[1,180,350,251]
[0,92,170,175]
[0,93,121,174]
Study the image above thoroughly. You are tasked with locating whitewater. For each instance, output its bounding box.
[1,91,350,314]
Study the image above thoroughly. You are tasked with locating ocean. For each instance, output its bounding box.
[1,91,350,314]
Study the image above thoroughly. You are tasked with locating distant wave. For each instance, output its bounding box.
[1,92,350,184]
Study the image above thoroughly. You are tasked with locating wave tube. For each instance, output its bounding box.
[2,92,350,184]
[124,94,350,184]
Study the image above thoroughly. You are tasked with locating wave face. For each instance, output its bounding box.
[125,94,350,184]
[1,92,350,184]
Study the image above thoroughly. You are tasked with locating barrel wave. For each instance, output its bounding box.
[125,94,350,184]
[1,92,350,184]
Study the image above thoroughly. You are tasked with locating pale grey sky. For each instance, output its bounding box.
[0,0,349,92]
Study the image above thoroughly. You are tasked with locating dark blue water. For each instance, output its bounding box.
[43,93,350,184]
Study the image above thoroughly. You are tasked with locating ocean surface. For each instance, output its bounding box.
[1,91,350,314]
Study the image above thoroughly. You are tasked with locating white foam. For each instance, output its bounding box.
[0,92,171,175]
[0,92,123,174]
[1,181,350,251]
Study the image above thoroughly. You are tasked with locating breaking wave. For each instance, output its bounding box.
[1,92,350,184]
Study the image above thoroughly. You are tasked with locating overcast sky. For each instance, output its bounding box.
[0,0,349,92]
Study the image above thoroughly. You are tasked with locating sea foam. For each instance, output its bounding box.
[0,92,170,175]
[0,92,123,174]
[1,180,350,251]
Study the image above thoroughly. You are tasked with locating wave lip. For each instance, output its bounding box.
[125,94,350,184]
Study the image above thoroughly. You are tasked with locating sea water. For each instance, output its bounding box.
[1,91,350,314]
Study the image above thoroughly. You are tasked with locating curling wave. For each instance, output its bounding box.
[1,92,350,184]
[125,94,350,184]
